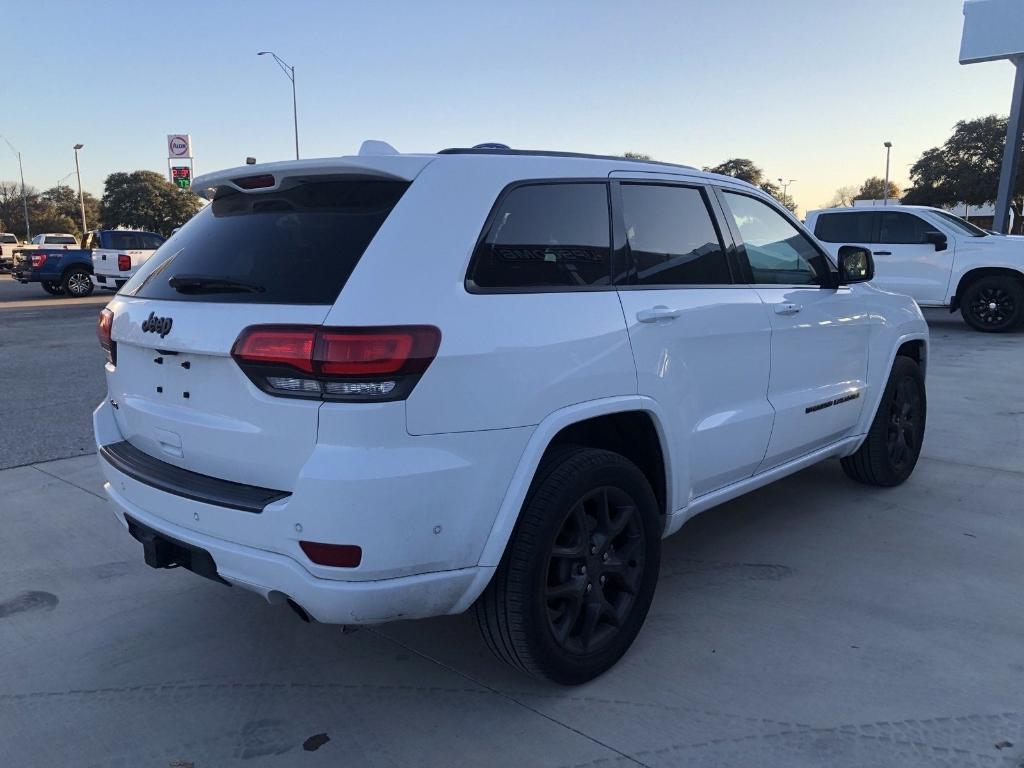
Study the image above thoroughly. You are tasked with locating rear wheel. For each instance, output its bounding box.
[475,446,661,685]
[40,281,64,295]
[61,268,94,297]
[841,356,926,487]
[960,276,1024,332]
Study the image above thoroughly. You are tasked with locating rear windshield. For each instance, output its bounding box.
[121,179,410,304]
[47,236,77,244]
[1,235,17,244]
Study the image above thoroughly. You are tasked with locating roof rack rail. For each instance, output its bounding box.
[437,147,697,171]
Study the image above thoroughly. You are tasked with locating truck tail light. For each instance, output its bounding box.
[231,325,441,402]
[31,253,47,268]
[117,254,131,271]
[97,308,116,364]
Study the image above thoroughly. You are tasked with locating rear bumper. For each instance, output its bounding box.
[103,479,489,624]
[93,397,528,624]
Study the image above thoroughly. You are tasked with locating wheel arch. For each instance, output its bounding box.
[850,331,929,451]
[475,397,674,573]
[950,266,1024,312]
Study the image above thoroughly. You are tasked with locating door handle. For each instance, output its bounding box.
[774,302,802,315]
[636,305,682,323]
[873,251,892,256]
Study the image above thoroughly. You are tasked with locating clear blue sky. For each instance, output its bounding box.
[2,0,1016,214]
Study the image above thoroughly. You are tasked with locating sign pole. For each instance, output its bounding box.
[993,56,1024,234]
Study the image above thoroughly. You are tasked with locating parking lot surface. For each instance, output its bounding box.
[0,307,1021,767]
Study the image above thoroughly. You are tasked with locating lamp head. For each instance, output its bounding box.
[884,141,892,148]
[73,143,83,150]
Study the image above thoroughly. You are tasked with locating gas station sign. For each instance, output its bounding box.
[171,166,192,189]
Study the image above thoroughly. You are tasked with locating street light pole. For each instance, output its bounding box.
[883,141,893,206]
[73,144,87,234]
[258,51,299,160]
[2,135,31,239]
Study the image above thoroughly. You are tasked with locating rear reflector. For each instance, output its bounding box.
[299,541,362,568]
[231,325,441,402]
[233,174,275,190]
[117,254,131,271]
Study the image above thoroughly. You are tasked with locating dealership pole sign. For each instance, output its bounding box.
[960,0,1024,233]
[166,134,194,190]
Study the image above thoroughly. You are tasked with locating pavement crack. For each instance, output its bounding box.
[30,464,106,501]
[367,628,653,768]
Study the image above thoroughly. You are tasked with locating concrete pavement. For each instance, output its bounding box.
[0,310,1021,767]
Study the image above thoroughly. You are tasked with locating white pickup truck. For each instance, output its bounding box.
[805,205,1024,332]
[86,229,165,291]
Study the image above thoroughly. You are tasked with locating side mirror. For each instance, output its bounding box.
[924,231,947,251]
[838,245,874,284]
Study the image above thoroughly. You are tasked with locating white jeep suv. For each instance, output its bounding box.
[94,145,929,684]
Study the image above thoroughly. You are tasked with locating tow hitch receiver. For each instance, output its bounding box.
[125,515,230,586]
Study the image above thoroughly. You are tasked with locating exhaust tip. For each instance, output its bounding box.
[286,598,312,623]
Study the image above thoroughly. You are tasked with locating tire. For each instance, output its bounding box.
[40,280,64,295]
[959,275,1024,332]
[841,356,926,487]
[61,268,94,297]
[475,446,661,685]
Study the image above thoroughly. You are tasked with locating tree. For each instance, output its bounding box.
[41,185,101,233]
[902,115,1024,228]
[703,158,797,212]
[623,151,652,160]
[100,171,203,236]
[823,185,859,208]
[856,176,901,202]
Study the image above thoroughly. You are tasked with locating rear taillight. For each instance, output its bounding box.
[97,308,115,365]
[31,253,47,268]
[117,254,131,271]
[231,325,441,402]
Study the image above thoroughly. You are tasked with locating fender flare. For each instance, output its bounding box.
[847,330,929,454]
[450,396,675,614]
[476,395,674,569]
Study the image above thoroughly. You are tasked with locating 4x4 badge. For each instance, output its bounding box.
[141,312,173,338]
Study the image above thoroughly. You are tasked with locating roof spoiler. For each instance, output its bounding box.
[191,153,432,199]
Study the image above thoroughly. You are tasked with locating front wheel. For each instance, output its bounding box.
[40,280,64,295]
[960,276,1024,332]
[475,446,662,685]
[841,356,926,487]
[61,268,94,297]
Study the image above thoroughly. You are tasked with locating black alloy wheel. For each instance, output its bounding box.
[886,375,922,474]
[961,276,1024,332]
[544,486,646,655]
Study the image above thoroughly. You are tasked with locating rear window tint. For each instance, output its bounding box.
[621,184,731,285]
[48,236,77,244]
[107,232,143,250]
[121,180,409,304]
[467,182,611,290]
[813,212,875,243]
[1,235,17,244]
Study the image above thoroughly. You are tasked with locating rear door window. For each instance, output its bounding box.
[620,183,731,286]
[467,182,611,290]
[107,232,142,250]
[878,212,935,244]
[813,212,875,243]
[122,179,410,304]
